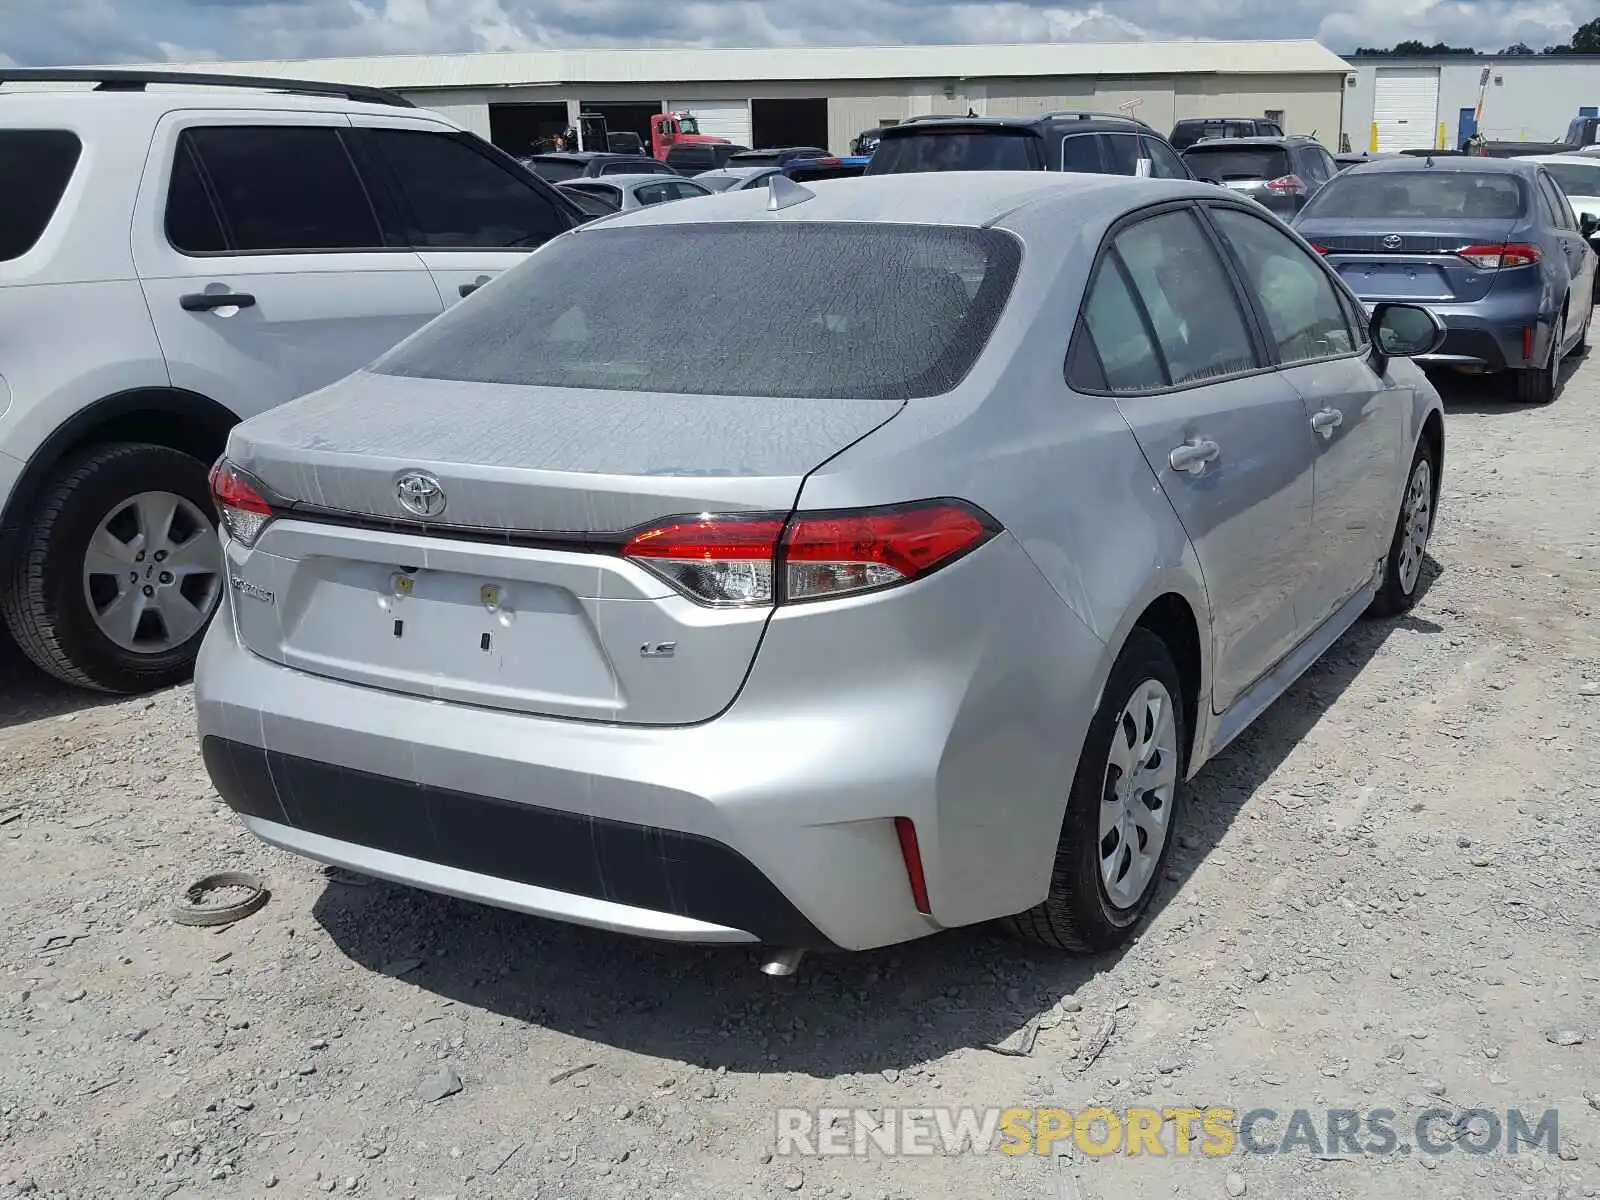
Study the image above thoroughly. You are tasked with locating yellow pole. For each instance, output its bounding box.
[1370,121,1378,152]
[1438,122,1446,148]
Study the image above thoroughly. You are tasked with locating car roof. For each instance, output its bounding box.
[883,113,1149,134]
[534,151,639,162]
[697,165,779,178]
[1524,153,1600,166]
[1185,136,1310,148]
[583,170,1214,232]
[1175,116,1273,125]
[1346,155,1538,175]
[0,85,422,121]
[569,173,707,188]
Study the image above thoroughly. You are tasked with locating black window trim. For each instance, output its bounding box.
[350,125,582,252]
[1197,199,1369,370]
[165,124,397,259]
[1065,199,1275,397]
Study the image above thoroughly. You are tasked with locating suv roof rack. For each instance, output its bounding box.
[1041,109,1154,129]
[0,67,415,109]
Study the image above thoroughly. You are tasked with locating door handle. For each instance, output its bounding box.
[1168,438,1220,474]
[458,274,493,298]
[180,291,256,313]
[1310,408,1344,438]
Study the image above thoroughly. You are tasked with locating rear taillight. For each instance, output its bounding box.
[1265,173,1308,196]
[209,459,274,547]
[1309,242,1331,255]
[621,500,998,608]
[1457,242,1541,269]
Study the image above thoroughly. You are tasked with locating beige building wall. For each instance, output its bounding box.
[1174,74,1344,141]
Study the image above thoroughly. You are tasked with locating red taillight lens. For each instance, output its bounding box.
[620,501,997,607]
[1457,242,1541,269]
[1265,173,1307,195]
[1309,242,1332,255]
[208,459,274,547]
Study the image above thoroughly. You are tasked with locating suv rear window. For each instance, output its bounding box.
[0,130,82,262]
[1182,146,1292,182]
[869,129,1042,174]
[1302,171,1527,219]
[375,223,1022,400]
[528,157,585,182]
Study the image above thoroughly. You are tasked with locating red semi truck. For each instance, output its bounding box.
[650,111,729,160]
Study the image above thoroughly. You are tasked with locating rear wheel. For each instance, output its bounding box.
[1005,628,1185,953]
[1511,315,1562,404]
[1,443,223,693]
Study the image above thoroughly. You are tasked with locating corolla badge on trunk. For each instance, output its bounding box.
[395,471,446,518]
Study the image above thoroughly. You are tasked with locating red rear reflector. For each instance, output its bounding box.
[894,817,932,915]
[209,459,274,547]
[1523,325,1534,361]
[621,501,997,607]
[1309,242,1331,255]
[1457,242,1541,269]
[1265,173,1308,195]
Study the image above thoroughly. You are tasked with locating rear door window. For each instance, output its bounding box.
[1060,133,1105,173]
[365,129,571,249]
[1102,133,1142,175]
[175,126,382,253]
[0,130,82,262]
[1077,258,1166,391]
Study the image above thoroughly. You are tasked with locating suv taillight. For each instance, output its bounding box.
[621,501,999,607]
[1456,242,1541,269]
[209,459,275,547]
[1265,173,1308,195]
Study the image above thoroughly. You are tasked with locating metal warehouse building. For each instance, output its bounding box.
[1343,53,1600,153]
[145,40,1351,157]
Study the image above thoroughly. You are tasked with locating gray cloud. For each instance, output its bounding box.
[1,0,1591,67]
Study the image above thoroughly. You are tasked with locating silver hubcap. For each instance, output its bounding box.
[1398,458,1432,595]
[82,491,222,654]
[1099,679,1178,910]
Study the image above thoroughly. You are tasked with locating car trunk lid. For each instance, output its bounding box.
[1296,218,1522,303]
[223,370,904,725]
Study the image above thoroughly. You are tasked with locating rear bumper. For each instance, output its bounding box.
[1397,303,1547,372]
[195,532,1103,951]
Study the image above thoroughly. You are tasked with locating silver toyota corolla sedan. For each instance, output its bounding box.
[196,172,1447,965]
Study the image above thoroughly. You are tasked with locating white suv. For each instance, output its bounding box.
[0,69,584,692]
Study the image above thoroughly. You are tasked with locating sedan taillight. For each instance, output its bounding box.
[1265,173,1308,196]
[1456,242,1542,269]
[209,459,275,547]
[622,501,999,607]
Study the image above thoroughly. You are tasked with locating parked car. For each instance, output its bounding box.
[198,172,1446,964]
[1334,151,1393,171]
[521,151,675,182]
[1523,153,1600,261]
[693,165,784,192]
[726,146,829,167]
[783,155,870,182]
[557,187,620,219]
[1480,115,1600,159]
[606,131,647,155]
[1168,117,1285,151]
[665,142,749,175]
[557,175,714,212]
[867,112,1192,179]
[0,67,586,693]
[1294,156,1597,403]
[850,128,883,156]
[1181,136,1339,218]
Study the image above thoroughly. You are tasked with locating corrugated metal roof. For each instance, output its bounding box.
[124,40,1350,92]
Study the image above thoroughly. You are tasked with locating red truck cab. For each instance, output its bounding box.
[651,111,729,160]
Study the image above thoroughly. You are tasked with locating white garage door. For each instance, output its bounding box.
[666,100,752,148]
[1373,69,1440,152]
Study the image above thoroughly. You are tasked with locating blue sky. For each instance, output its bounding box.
[1,0,1592,66]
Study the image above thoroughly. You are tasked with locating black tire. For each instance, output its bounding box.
[1367,441,1437,619]
[1511,316,1561,404]
[1,443,220,693]
[1005,628,1186,953]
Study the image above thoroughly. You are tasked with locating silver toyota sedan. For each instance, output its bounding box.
[196,172,1446,965]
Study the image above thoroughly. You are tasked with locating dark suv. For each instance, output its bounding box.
[1168,117,1285,151]
[865,112,1193,179]
[1179,136,1338,217]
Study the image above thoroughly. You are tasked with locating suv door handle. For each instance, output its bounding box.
[180,292,256,313]
[1310,408,1344,438]
[458,274,493,298]
[1168,439,1221,474]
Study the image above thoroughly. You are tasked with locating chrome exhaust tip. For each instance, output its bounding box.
[759,948,806,977]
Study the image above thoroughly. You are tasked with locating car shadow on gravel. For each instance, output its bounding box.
[0,630,120,730]
[311,557,1446,1079]
[1427,353,1586,414]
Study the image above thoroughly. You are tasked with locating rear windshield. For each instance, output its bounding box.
[1182,146,1291,182]
[528,157,585,182]
[1302,170,1527,219]
[1,130,82,262]
[730,151,784,166]
[787,163,866,182]
[375,223,1022,400]
[869,129,1042,174]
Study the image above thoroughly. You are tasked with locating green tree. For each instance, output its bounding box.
[1572,16,1600,52]
[1500,41,1535,54]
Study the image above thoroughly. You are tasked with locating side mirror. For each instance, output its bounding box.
[1581,212,1600,238]
[1369,302,1446,359]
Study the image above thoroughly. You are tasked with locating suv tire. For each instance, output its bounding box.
[2,443,223,693]
[1005,628,1186,953]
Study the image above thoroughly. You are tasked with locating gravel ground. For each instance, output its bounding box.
[1,357,1597,1200]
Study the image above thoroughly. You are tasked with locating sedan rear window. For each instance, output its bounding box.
[0,130,82,262]
[375,223,1022,400]
[869,129,1042,174]
[1182,146,1291,182]
[1302,171,1527,219]
[527,157,585,182]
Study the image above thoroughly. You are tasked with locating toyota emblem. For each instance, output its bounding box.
[1382,234,1403,250]
[395,471,446,518]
